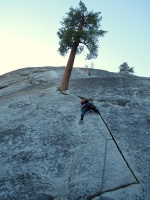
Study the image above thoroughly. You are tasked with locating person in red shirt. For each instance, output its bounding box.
[80,99,100,121]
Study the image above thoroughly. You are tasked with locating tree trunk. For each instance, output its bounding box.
[60,43,78,91]
[60,16,84,91]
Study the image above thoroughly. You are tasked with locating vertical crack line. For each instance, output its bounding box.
[87,140,108,200]
[94,121,108,141]
[98,113,140,184]
[100,140,108,197]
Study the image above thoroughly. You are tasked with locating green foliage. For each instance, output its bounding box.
[119,62,135,75]
[57,0,107,60]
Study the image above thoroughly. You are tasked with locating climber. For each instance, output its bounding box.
[80,98,100,121]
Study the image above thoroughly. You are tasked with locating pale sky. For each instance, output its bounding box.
[0,0,150,77]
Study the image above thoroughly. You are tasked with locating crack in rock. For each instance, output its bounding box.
[88,182,139,200]
[97,99,131,106]
[0,84,9,89]
[61,92,140,199]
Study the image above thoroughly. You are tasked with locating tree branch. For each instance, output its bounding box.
[79,41,90,50]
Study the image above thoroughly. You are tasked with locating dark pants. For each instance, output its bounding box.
[81,105,100,120]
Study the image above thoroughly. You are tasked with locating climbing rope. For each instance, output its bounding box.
[98,113,140,184]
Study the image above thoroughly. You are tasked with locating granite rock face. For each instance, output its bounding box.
[0,67,149,200]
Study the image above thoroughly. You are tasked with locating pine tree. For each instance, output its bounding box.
[57,1,107,91]
[119,62,134,75]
